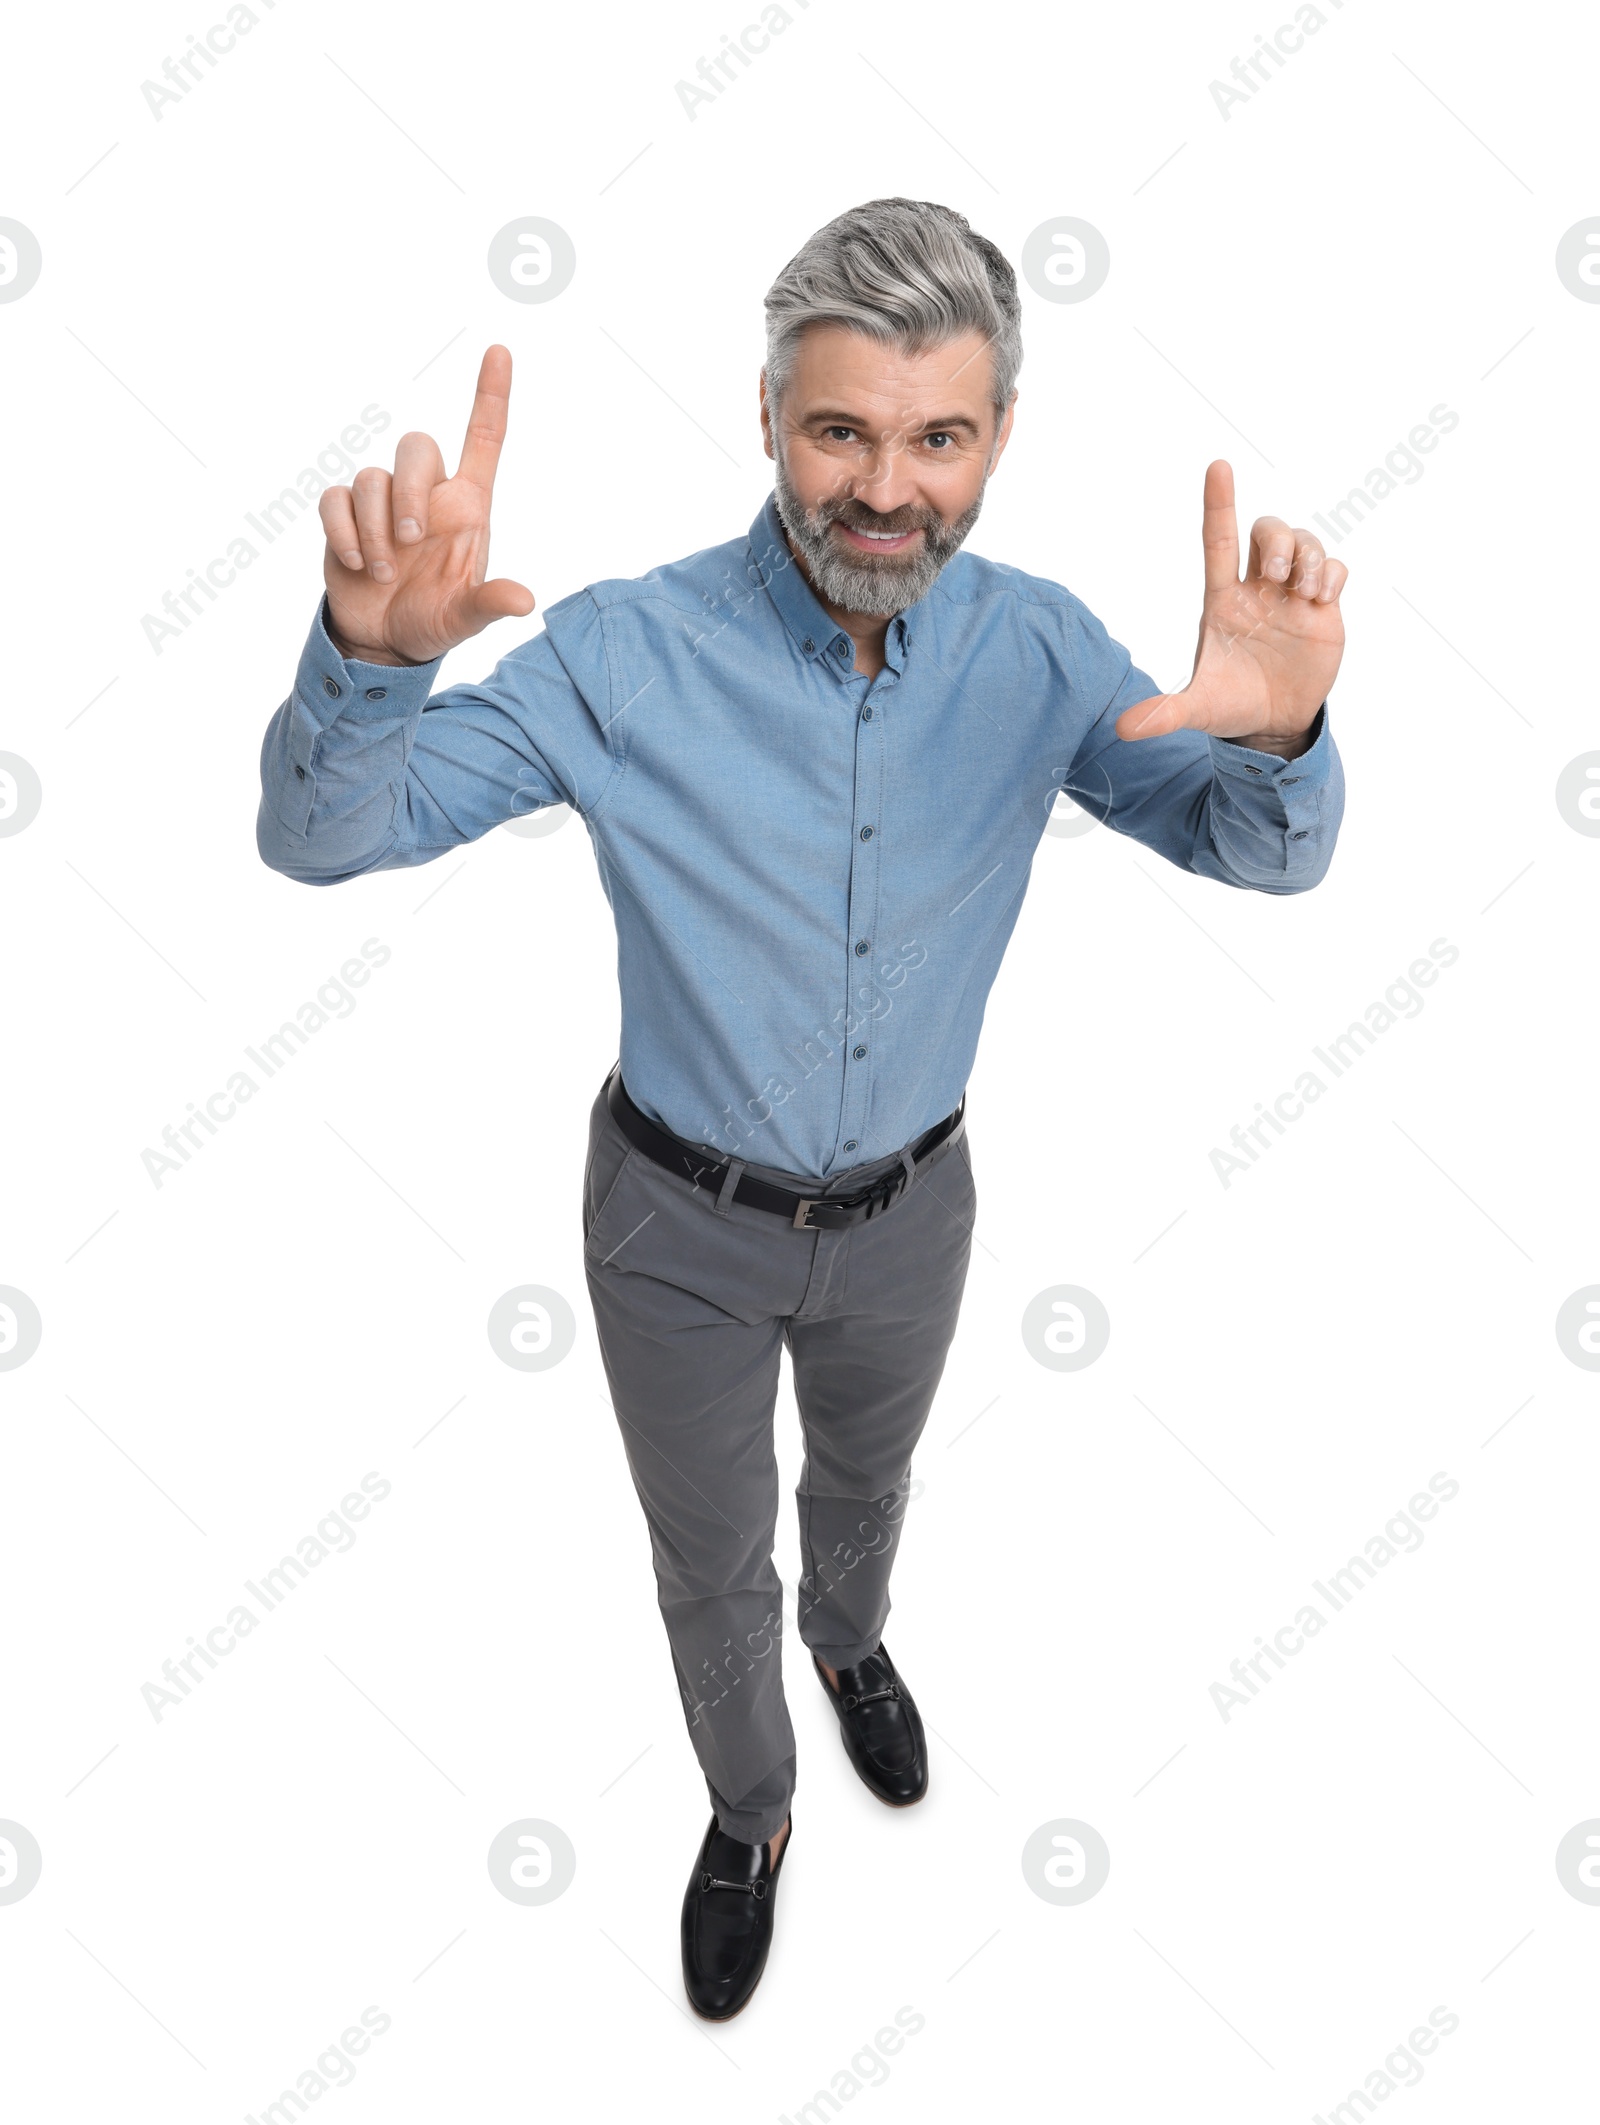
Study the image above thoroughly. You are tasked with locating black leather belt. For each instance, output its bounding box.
[605,1068,965,1231]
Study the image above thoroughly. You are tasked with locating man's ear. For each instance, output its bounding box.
[759,370,775,462]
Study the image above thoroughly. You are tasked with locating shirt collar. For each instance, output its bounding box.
[749,493,915,674]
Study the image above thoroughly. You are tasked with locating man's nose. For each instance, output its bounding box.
[852,436,919,512]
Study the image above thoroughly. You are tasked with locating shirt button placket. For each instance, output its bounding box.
[840,686,884,1167]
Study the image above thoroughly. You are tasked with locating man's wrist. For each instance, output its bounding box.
[323,600,430,669]
[326,626,424,669]
[1222,706,1323,761]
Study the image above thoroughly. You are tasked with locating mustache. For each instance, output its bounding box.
[818,499,938,538]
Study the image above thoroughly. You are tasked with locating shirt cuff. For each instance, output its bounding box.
[1207,704,1333,876]
[1208,702,1331,785]
[293,596,444,731]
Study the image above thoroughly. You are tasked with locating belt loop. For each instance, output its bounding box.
[899,1146,918,1192]
[713,1156,746,1217]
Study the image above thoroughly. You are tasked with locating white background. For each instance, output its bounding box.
[3,0,1597,2117]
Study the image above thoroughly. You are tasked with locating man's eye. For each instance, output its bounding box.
[824,426,856,442]
[924,432,953,449]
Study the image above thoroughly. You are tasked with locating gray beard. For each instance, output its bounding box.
[771,453,986,618]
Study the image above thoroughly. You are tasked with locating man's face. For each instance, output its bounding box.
[761,325,1014,618]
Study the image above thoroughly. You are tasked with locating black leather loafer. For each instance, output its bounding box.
[814,1642,928,1806]
[680,1813,789,2020]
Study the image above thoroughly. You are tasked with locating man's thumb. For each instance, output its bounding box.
[468,578,537,626]
[1116,692,1184,742]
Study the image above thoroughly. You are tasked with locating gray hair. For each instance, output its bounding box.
[763,198,1022,428]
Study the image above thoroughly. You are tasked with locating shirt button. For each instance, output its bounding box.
[1243,763,1262,775]
[843,1139,858,1153]
[852,1044,867,1060]
[322,677,340,697]
[295,764,306,781]
[859,825,874,840]
[1290,829,1309,840]
[802,636,816,654]
[364,687,388,702]
[834,636,850,655]
[854,939,870,956]
[1280,775,1300,785]
[862,706,874,722]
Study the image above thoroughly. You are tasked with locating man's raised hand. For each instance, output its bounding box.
[318,344,535,668]
[1116,460,1348,756]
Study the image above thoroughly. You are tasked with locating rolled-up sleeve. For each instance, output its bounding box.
[257,593,618,886]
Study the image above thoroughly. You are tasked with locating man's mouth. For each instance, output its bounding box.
[832,520,923,555]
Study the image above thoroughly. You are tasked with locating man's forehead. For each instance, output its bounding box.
[784,324,995,419]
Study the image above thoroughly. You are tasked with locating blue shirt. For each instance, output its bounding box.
[257,493,1344,1180]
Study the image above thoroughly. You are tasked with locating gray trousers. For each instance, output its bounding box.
[581,1074,976,1844]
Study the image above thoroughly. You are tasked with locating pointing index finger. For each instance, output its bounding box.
[457,344,514,490]
[1201,458,1240,593]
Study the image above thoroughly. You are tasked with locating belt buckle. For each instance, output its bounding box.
[793,1198,820,1230]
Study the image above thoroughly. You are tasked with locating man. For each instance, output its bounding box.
[257,198,1346,2019]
